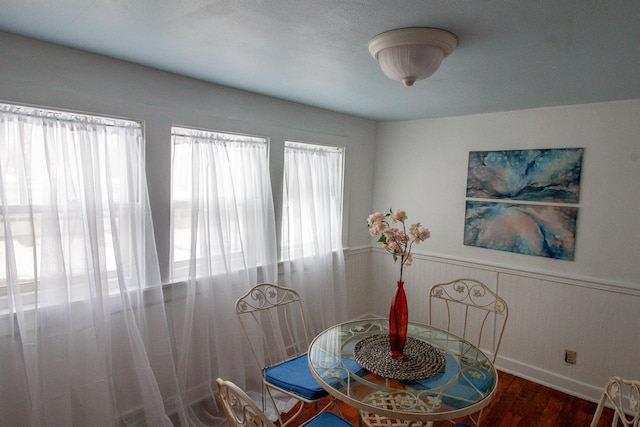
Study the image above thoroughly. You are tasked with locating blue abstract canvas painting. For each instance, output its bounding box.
[466,148,583,203]
[464,201,578,260]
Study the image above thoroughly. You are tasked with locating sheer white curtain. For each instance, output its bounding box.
[170,127,278,424]
[0,103,179,426]
[281,142,347,336]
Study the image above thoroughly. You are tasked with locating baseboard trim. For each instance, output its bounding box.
[496,355,603,403]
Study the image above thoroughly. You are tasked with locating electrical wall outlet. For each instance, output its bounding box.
[565,350,577,364]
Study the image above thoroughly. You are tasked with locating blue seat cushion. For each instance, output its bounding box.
[265,353,364,401]
[302,412,355,426]
[265,354,328,400]
[405,354,495,409]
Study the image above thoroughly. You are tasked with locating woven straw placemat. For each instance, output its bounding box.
[353,334,446,381]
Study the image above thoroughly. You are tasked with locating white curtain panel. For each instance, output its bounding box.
[170,128,278,424]
[281,142,347,336]
[0,104,178,426]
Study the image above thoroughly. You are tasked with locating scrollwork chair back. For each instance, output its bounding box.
[590,376,640,427]
[429,278,509,364]
[216,378,275,427]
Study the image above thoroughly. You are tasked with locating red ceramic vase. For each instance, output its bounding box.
[388,280,408,359]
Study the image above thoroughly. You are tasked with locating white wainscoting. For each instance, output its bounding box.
[345,247,640,403]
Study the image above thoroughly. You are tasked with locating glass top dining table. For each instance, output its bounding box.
[307,318,497,424]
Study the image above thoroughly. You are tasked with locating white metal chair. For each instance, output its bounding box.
[359,279,508,427]
[235,283,332,427]
[429,278,508,427]
[590,376,640,427]
[216,378,354,427]
[429,278,508,365]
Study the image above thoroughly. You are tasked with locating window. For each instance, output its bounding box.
[281,141,344,260]
[170,126,275,280]
[0,102,146,308]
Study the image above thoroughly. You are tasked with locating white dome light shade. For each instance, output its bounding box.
[377,44,445,86]
[368,28,458,86]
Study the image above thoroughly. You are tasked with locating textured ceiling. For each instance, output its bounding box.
[1,0,639,121]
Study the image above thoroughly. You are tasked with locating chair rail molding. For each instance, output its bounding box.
[352,246,640,296]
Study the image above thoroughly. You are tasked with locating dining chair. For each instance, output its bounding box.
[429,278,508,365]
[235,283,333,427]
[590,376,640,427]
[360,278,508,427]
[429,278,508,426]
[216,378,354,427]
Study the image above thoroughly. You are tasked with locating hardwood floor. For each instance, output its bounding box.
[278,371,613,426]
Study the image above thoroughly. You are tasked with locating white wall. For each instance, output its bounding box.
[373,100,640,287]
[0,31,377,286]
[364,100,640,401]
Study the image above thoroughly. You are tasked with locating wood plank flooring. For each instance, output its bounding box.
[278,371,614,426]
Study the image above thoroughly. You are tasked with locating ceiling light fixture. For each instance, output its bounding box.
[368,27,458,87]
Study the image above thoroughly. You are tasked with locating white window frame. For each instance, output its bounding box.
[170,126,271,280]
[0,103,145,312]
[280,141,345,261]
